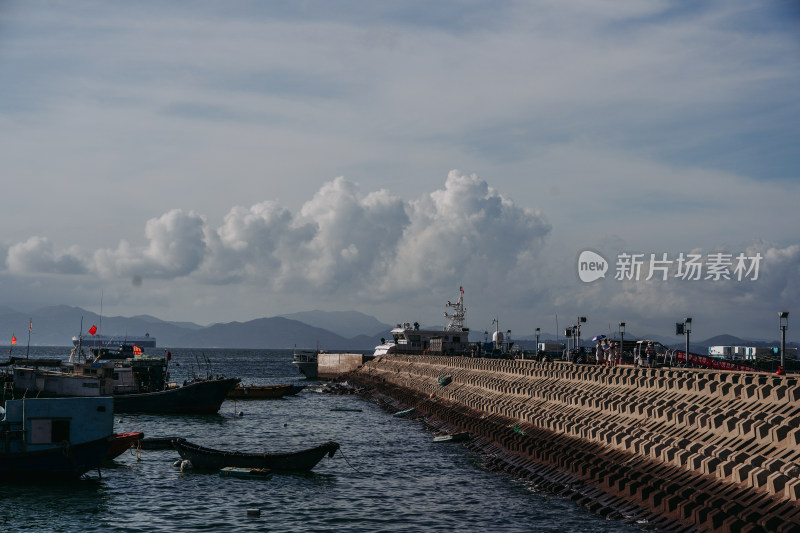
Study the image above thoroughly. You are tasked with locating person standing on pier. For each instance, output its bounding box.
[645,342,655,368]
[595,342,603,365]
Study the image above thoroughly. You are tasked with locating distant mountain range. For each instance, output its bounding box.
[0,305,795,352]
[0,305,393,350]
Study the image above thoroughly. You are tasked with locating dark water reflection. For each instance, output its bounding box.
[1,348,644,532]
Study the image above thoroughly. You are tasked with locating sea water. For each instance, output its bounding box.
[0,348,644,532]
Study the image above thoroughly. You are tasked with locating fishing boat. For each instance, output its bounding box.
[292,347,319,379]
[171,438,340,472]
[113,376,240,414]
[11,349,239,415]
[0,397,114,480]
[106,432,144,460]
[226,383,304,400]
[373,286,471,356]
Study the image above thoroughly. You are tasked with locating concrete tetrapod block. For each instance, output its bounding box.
[673,449,690,468]
[766,472,789,496]
[716,460,735,480]
[785,479,800,501]
[701,457,721,476]
[687,453,706,471]
[733,463,754,484]
[748,467,770,489]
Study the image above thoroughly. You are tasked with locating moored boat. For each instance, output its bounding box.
[0,397,114,480]
[373,286,471,356]
[114,377,240,414]
[106,432,144,460]
[392,407,416,418]
[226,383,304,400]
[433,431,469,443]
[9,349,239,415]
[172,438,339,472]
[292,347,319,379]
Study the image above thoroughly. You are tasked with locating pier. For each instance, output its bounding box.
[347,355,800,532]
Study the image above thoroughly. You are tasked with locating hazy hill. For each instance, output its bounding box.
[279,310,391,339]
[175,316,381,350]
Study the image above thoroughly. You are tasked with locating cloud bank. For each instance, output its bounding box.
[4,171,550,302]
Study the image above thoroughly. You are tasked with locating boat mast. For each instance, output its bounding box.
[71,317,84,364]
[25,318,32,359]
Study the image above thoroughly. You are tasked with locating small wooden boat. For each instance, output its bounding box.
[172,438,339,472]
[226,383,304,400]
[330,407,362,412]
[392,407,416,418]
[140,437,180,450]
[106,432,144,460]
[433,431,469,443]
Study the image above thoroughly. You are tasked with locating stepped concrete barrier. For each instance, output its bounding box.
[347,355,800,532]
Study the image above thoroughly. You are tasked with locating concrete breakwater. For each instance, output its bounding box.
[347,355,800,532]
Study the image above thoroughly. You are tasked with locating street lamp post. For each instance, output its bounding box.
[619,322,626,362]
[780,312,789,369]
[685,318,692,364]
[565,327,573,355]
[577,316,587,354]
[535,327,540,356]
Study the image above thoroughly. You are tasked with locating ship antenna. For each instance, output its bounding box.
[444,286,466,331]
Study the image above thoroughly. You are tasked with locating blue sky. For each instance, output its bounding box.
[0,1,798,342]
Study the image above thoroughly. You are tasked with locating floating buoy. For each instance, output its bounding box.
[238,411,244,417]
[173,460,181,467]
[283,423,287,427]
[180,459,192,472]
[246,509,261,517]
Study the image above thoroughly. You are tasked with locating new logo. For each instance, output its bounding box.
[578,250,608,283]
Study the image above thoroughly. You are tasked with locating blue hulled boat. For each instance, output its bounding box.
[0,397,114,480]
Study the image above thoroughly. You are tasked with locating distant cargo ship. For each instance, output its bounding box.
[72,333,156,349]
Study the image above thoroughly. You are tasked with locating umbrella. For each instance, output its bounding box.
[592,335,606,342]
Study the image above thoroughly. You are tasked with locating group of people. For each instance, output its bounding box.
[585,339,658,367]
[594,339,622,366]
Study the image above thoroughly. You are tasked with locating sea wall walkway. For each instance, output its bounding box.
[349,355,800,532]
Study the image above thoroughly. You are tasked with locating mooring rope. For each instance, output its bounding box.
[337,446,364,475]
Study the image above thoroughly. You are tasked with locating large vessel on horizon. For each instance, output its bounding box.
[373,286,471,356]
[71,332,156,349]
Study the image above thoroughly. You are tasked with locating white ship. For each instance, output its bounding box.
[373,286,470,356]
[71,332,156,349]
[292,347,320,379]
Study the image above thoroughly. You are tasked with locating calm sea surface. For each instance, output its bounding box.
[1,348,644,532]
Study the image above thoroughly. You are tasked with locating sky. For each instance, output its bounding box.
[0,1,798,343]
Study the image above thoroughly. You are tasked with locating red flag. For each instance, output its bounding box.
[133,345,142,355]
[11,335,17,345]
[88,325,97,335]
